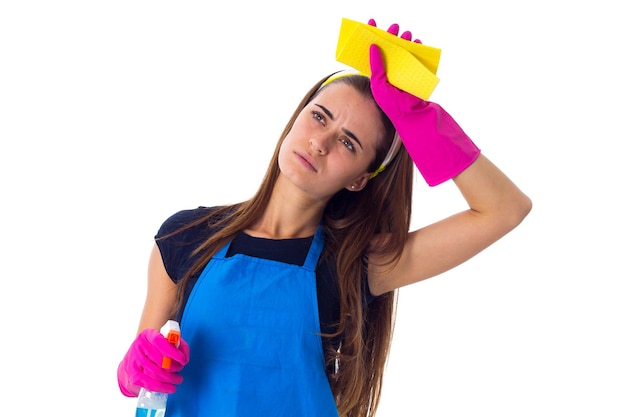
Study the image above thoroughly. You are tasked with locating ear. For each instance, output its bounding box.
[346,173,370,192]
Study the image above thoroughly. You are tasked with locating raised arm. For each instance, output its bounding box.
[366,22,531,295]
[370,154,531,295]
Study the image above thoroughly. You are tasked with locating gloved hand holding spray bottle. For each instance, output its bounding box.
[135,320,181,417]
[117,320,189,417]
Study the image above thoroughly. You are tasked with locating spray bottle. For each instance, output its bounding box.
[135,320,180,417]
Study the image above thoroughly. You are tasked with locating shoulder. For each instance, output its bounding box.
[156,207,210,237]
[156,206,215,238]
[154,206,227,284]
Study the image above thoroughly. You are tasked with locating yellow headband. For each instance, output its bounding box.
[320,71,402,179]
[369,131,402,179]
[321,70,362,87]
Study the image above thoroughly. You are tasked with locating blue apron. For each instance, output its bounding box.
[166,227,339,416]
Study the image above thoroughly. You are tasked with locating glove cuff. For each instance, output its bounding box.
[398,102,480,186]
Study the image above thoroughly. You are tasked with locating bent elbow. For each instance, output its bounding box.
[508,193,533,229]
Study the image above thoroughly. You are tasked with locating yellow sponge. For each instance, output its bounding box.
[335,18,442,100]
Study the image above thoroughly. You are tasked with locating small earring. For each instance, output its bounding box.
[351,185,355,189]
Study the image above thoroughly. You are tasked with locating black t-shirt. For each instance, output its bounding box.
[155,206,375,355]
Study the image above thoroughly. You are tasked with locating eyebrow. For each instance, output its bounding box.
[315,104,364,150]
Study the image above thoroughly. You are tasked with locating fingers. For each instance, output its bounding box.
[368,18,422,43]
[369,44,385,81]
[387,23,399,36]
[169,338,191,371]
[153,334,190,366]
[138,328,190,369]
[122,328,188,395]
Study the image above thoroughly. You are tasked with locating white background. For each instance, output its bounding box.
[1,1,624,416]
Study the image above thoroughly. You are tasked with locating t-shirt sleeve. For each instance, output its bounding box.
[155,207,213,284]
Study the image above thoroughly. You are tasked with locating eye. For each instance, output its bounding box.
[312,110,326,126]
[340,137,356,152]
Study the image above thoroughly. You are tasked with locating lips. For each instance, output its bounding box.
[295,151,318,172]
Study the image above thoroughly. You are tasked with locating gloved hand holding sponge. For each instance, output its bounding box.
[366,18,481,186]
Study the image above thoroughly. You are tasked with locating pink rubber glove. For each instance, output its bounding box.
[117,328,190,397]
[368,19,481,186]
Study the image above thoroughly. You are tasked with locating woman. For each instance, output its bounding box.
[117,20,532,417]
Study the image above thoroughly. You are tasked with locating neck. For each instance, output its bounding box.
[246,176,326,239]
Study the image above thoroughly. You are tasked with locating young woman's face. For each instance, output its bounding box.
[278,82,385,201]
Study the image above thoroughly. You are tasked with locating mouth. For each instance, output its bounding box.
[295,151,317,172]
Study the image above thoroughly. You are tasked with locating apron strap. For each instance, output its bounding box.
[303,225,325,271]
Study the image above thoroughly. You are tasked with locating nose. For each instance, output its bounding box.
[309,134,331,155]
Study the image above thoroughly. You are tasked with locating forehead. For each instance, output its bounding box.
[309,83,385,140]
[313,81,374,109]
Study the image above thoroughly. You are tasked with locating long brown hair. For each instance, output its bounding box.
[167,74,414,417]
